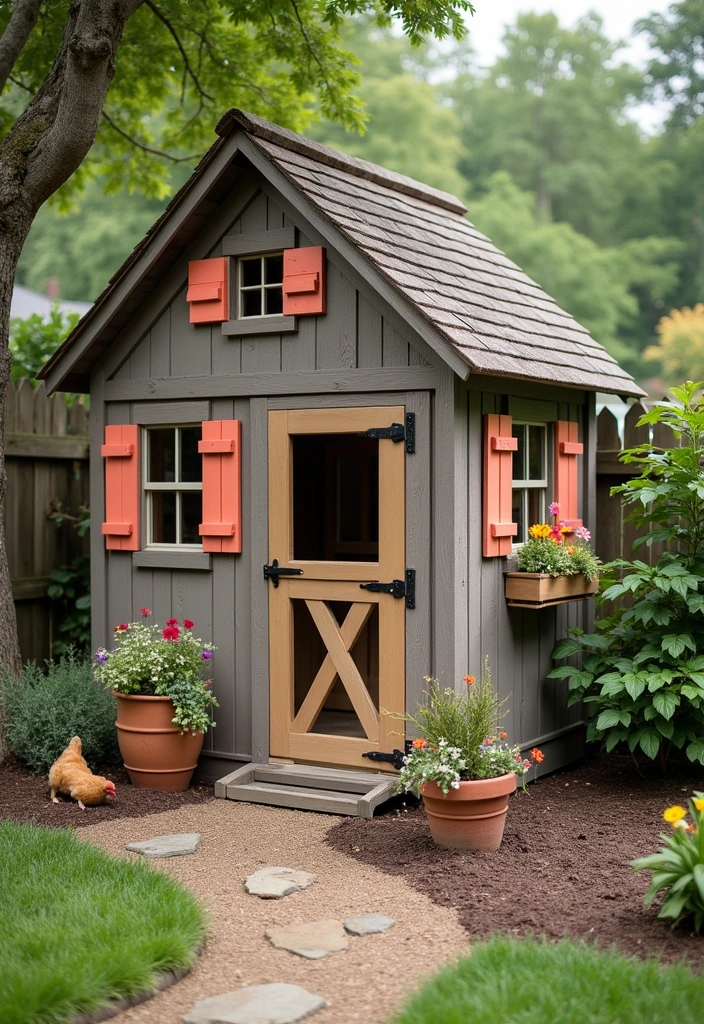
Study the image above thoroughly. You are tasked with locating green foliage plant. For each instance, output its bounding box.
[632,794,704,932]
[0,652,120,774]
[389,659,540,795]
[549,382,704,766]
[93,611,217,734]
[9,306,79,381]
[390,933,704,1024]
[0,821,206,1024]
[46,503,91,656]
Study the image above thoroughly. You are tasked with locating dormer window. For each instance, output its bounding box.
[239,253,284,317]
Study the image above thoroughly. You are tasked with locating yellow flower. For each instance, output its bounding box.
[693,797,704,812]
[663,805,687,824]
[528,523,551,539]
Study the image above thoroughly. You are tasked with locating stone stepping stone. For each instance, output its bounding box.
[125,833,201,858]
[343,913,396,936]
[245,867,316,899]
[265,919,349,960]
[183,983,326,1023]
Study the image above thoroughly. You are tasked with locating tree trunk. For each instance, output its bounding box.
[0,1,144,750]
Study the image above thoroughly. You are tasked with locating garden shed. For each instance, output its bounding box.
[40,109,644,813]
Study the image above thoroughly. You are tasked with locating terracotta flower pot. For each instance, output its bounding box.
[115,693,203,792]
[420,772,517,851]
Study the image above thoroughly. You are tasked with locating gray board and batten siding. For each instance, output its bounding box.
[40,110,642,784]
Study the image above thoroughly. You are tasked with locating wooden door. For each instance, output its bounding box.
[268,406,406,770]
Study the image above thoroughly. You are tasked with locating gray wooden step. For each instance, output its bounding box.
[214,763,397,817]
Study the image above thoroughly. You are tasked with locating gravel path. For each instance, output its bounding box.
[79,800,469,1024]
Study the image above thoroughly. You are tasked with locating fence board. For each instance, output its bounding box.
[7,379,90,665]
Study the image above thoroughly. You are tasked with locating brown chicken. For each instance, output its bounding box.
[49,736,117,810]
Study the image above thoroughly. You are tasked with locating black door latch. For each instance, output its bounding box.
[360,569,415,608]
[263,559,304,587]
[362,740,413,770]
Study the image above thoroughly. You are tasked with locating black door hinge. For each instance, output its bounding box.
[357,412,415,453]
[362,740,413,770]
[263,559,304,587]
[359,569,415,608]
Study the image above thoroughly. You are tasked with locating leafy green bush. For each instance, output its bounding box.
[515,535,575,575]
[1,653,119,774]
[549,382,704,766]
[632,794,704,932]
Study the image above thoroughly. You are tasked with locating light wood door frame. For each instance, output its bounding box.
[268,406,406,770]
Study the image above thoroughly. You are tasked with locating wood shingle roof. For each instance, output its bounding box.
[226,111,642,396]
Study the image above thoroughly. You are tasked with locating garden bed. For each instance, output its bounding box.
[326,751,704,969]
[0,757,214,828]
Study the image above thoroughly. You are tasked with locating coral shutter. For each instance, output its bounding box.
[187,258,229,323]
[483,414,518,557]
[101,425,139,551]
[282,246,326,315]
[198,420,242,553]
[554,421,583,528]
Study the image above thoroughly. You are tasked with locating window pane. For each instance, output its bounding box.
[265,254,283,284]
[241,258,261,287]
[265,286,283,315]
[242,290,262,317]
[181,492,202,544]
[512,424,526,481]
[528,488,544,529]
[512,489,525,544]
[180,427,202,483]
[148,428,175,482]
[528,425,546,481]
[151,492,176,543]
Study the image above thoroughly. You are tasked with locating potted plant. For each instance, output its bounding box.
[94,609,217,791]
[391,660,543,851]
[505,501,601,608]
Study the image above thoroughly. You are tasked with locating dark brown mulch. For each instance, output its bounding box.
[326,752,704,969]
[0,758,214,829]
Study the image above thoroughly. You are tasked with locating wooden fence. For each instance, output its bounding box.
[6,379,89,665]
[595,399,680,566]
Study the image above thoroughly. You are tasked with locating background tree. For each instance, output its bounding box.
[645,305,704,385]
[0,0,474,677]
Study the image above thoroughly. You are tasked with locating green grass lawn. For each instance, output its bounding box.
[0,821,206,1024]
[392,934,704,1024]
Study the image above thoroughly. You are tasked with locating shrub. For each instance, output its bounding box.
[549,382,704,766]
[0,653,119,774]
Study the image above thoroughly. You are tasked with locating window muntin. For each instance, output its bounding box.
[238,253,284,318]
[144,426,202,547]
[511,422,548,545]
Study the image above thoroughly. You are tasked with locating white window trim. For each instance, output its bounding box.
[237,251,284,320]
[143,425,203,550]
[512,420,549,548]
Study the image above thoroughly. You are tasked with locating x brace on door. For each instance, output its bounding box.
[291,601,379,742]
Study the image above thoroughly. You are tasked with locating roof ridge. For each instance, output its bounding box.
[216,108,468,216]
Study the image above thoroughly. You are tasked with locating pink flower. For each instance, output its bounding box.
[184,619,194,630]
[166,618,178,626]
[549,501,561,517]
[140,608,151,616]
[575,526,591,542]
[163,625,180,641]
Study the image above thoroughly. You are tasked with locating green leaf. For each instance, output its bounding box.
[692,864,704,904]
[653,691,680,720]
[551,638,585,659]
[687,741,704,765]
[661,633,696,657]
[596,709,622,730]
[639,731,661,759]
[625,678,646,700]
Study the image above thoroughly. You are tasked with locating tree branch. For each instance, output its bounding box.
[101,109,200,163]
[144,0,214,104]
[0,0,43,94]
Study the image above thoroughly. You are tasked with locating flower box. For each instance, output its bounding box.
[504,572,599,609]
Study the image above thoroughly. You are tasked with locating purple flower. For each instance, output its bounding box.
[575,526,591,541]
[94,650,108,664]
[202,650,213,661]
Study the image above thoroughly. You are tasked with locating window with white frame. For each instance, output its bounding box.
[144,426,202,546]
[512,422,548,544]
[238,252,283,317]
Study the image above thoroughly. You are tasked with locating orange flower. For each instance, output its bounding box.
[463,675,476,685]
[412,738,427,749]
[531,747,545,763]
[499,731,507,739]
